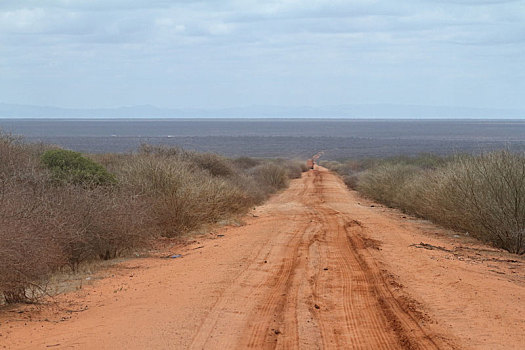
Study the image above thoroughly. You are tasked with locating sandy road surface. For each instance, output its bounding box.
[1,168,524,349]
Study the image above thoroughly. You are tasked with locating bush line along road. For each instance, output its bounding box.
[1,167,523,349]
[1,134,306,303]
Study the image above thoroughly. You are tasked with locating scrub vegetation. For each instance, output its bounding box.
[324,151,525,255]
[0,132,305,304]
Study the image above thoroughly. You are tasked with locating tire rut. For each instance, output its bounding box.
[189,169,442,349]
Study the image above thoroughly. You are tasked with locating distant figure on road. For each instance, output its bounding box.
[306,159,314,169]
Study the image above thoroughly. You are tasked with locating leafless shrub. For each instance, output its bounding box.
[50,186,152,267]
[232,156,262,170]
[116,154,253,236]
[281,160,305,179]
[340,174,358,189]
[0,133,152,303]
[189,152,236,178]
[138,143,184,158]
[0,136,304,303]
[414,151,525,254]
[0,185,65,303]
[232,173,267,204]
[351,150,524,254]
[357,163,421,207]
[0,146,60,301]
[322,160,367,190]
[250,163,290,191]
[88,152,131,174]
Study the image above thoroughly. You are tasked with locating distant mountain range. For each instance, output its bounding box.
[1,103,524,119]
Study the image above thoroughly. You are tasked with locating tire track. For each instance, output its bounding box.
[307,172,396,349]
[190,174,318,349]
[178,169,444,349]
[3,167,513,349]
[312,169,440,349]
[241,174,320,349]
[233,168,441,349]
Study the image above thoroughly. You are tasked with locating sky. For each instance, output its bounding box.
[1,0,524,110]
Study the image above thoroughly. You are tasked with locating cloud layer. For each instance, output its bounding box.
[1,0,524,110]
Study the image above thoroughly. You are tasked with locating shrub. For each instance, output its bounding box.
[381,153,448,169]
[280,160,305,179]
[322,159,374,190]
[357,163,421,207]
[417,151,525,254]
[232,156,261,170]
[232,173,267,204]
[189,152,236,178]
[340,150,524,254]
[0,132,59,302]
[41,149,116,186]
[1,136,303,303]
[341,174,359,189]
[50,186,152,268]
[250,163,289,191]
[0,184,65,303]
[138,143,184,157]
[1,137,148,303]
[117,154,253,237]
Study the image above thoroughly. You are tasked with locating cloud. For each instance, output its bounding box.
[0,0,524,109]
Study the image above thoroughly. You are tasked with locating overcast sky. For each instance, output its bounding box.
[1,0,524,110]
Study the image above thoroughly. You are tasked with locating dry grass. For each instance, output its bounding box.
[357,163,422,207]
[326,151,525,254]
[402,151,525,254]
[0,133,306,303]
[0,133,152,302]
[250,162,290,191]
[117,154,253,236]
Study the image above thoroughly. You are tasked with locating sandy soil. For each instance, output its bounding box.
[1,168,523,349]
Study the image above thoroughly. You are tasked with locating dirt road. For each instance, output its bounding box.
[1,168,524,349]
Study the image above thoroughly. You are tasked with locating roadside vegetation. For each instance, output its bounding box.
[323,151,525,255]
[0,132,306,304]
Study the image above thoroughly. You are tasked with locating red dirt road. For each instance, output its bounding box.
[1,168,524,349]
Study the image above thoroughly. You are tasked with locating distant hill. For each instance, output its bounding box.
[0,103,524,119]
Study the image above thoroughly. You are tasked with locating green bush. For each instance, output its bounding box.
[41,149,116,186]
